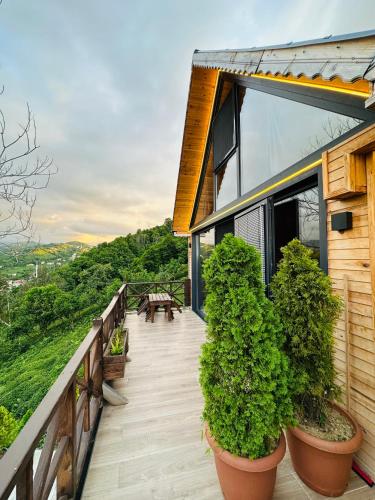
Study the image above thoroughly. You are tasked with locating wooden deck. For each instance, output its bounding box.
[82,310,372,500]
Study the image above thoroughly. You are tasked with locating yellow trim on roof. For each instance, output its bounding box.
[250,74,370,98]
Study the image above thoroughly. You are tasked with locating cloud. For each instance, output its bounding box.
[0,0,374,243]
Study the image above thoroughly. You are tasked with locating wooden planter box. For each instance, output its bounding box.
[103,327,129,381]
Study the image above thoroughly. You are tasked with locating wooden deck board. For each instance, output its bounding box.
[82,310,371,499]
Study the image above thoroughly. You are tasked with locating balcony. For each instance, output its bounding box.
[0,283,370,500]
[82,311,368,500]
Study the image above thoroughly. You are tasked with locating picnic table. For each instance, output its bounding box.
[137,293,182,323]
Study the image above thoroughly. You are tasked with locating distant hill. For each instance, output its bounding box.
[0,241,90,280]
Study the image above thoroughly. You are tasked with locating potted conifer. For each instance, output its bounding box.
[200,234,293,500]
[271,239,363,497]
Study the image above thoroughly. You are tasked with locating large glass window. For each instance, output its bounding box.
[198,227,215,312]
[239,88,361,195]
[216,152,238,210]
[213,88,236,169]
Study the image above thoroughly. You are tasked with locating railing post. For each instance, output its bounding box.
[16,458,33,500]
[57,382,77,498]
[124,284,128,313]
[184,278,191,307]
[114,292,120,327]
[92,318,104,399]
[83,353,91,432]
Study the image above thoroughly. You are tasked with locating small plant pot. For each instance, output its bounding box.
[205,425,286,500]
[103,328,129,381]
[287,404,363,497]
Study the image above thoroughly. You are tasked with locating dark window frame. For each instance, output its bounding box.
[213,87,240,211]
[212,88,237,171]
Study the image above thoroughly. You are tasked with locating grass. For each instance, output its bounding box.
[110,326,124,355]
[0,317,93,418]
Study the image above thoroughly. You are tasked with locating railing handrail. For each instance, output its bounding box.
[124,278,191,309]
[125,280,186,285]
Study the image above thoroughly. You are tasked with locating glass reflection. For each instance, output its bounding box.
[239,88,361,195]
[216,153,238,210]
[274,186,320,263]
[198,227,215,311]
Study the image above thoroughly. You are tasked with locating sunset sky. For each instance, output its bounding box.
[1,0,374,244]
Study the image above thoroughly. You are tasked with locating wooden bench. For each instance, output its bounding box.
[137,293,182,323]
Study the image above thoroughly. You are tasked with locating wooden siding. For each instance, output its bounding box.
[325,124,375,477]
[173,67,218,233]
[323,125,375,199]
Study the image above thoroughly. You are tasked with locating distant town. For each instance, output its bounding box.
[0,241,90,286]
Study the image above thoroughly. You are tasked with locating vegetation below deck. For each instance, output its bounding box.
[0,218,187,452]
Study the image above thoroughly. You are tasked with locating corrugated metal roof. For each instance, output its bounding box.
[193,30,375,84]
[194,29,375,53]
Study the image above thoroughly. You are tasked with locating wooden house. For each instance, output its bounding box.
[173,30,375,479]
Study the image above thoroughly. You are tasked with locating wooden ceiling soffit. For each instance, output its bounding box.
[172,67,219,233]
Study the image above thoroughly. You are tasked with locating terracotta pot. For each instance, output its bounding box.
[287,404,363,497]
[205,425,286,500]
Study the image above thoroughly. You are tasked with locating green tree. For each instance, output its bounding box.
[140,234,187,273]
[25,284,63,329]
[271,239,342,424]
[0,406,20,453]
[200,234,293,459]
[0,275,11,326]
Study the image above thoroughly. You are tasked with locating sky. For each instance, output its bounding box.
[0,0,374,244]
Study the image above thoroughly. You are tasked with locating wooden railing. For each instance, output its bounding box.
[124,278,191,310]
[0,284,126,500]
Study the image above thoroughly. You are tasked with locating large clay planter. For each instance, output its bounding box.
[287,404,363,497]
[205,425,286,500]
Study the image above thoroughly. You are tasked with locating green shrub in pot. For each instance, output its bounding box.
[271,238,342,424]
[199,233,293,459]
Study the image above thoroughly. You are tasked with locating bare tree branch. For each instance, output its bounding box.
[0,99,56,246]
[301,116,362,157]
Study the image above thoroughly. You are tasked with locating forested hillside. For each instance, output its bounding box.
[0,219,187,451]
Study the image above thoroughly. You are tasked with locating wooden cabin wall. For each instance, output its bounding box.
[324,124,375,477]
